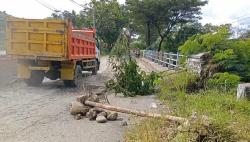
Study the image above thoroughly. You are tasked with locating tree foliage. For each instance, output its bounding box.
[179,26,250,81]
[207,72,240,91]
[51,0,128,49]
[126,0,207,51]
[161,22,203,52]
[51,10,84,29]
[106,31,158,97]
[179,27,231,55]
[83,0,127,48]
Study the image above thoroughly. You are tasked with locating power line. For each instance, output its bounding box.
[68,0,95,28]
[230,15,250,24]
[69,0,85,8]
[34,0,60,12]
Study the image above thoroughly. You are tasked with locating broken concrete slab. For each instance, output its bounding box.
[237,83,250,100]
[70,102,90,115]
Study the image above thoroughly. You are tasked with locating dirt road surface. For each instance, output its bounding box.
[0,56,166,142]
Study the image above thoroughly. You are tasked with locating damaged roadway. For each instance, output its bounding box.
[0,56,166,142]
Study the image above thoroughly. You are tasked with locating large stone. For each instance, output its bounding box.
[91,107,104,114]
[97,111,107,118]
[76,95,89,104]
[87,94,100,102]
[70,102,90,115]
[237,83,250,100]
[120,121,128,127]
[86,109,97,120]
[107,112,118,121]
[96,115,107,123]
[74,114,82,120]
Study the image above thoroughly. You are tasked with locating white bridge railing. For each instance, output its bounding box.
[142,50,184,69]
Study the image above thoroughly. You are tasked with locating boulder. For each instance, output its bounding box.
[96,115,107,123]
[70,102,90,115]
[74,114,82,120]
[87,94,100,102]
[97,111,107,118]
[91,107,104,114]
[120,121,128,126]
[86,109,97,120]
[107,112,118,121]
[76,95,89,104]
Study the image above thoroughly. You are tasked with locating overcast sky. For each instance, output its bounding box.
[0,0,250,26]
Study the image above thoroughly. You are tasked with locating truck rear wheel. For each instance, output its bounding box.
[63,65,83,88]
[26,71,44,86]
[92,61,98,75]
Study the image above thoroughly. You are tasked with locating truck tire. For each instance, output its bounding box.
[63,65,83,88]
[97,60,100,70]
[26,71,44,86]
[92,61,98,75]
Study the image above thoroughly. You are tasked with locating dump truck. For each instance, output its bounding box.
[5,17,100,87]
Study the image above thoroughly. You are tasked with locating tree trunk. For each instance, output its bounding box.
[158,36,164,52]
[85,100,188,123]
[146,21,151,46]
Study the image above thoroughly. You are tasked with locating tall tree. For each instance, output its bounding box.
[51,10,84,29]
[239,30,250,39]
[127,0,207,51]
[163,22,203,52]
[82,0,127,48]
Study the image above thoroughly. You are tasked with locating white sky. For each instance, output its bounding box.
[0,0,250,26]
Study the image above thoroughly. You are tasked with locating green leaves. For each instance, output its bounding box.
[127,0,207,51]
[179,25,250,81]
[207,72,240,91]
[106,59,158,97]
[212,49,236,63]
[89,0,127,47]
[106,32,158,97]
[179,27,231,56]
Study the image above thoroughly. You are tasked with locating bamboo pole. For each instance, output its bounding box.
[85,100,188,123]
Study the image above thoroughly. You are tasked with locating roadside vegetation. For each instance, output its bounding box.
[106,31,158,97]
[179,26,250,82]
[125,71,250,142]
[124,24,250,142]
[3,0,247,141]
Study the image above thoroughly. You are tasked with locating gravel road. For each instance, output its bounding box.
[0,56,165,142]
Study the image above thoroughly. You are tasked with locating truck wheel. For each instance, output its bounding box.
[97,60,100,70]
[63,65,83,88]
[26,71,44,86]
[92,61,98,75]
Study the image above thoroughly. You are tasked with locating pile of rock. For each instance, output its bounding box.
[70,94,118,123]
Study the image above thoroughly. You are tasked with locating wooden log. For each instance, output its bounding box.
[85,100,188,123]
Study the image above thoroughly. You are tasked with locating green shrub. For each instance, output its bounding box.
[106,59,158,97]
[207,72,240,91]
[131,41,146,50]
[178,26,250,82]
[100,47,111,56]
[155,71,198,99]
[107,30,159,97]
[179,27,230,56]
[125,69,250,141]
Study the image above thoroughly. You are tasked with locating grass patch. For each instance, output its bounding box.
[166,89,250,141]
[125,71,250,141]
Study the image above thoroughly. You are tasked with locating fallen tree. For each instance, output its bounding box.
[84,100,188,124]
